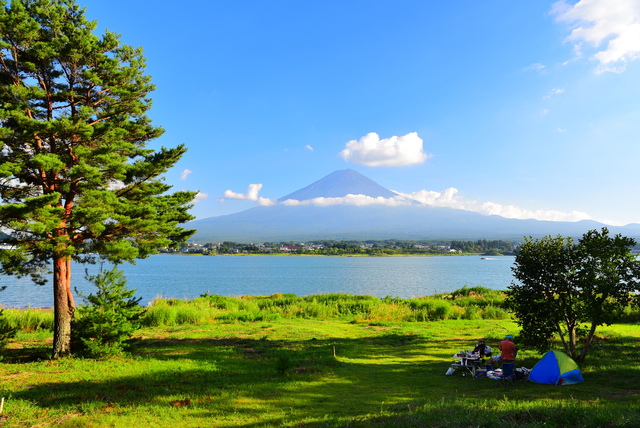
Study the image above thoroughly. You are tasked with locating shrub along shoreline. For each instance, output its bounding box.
[4,286,640,331]
[3,286,511,331]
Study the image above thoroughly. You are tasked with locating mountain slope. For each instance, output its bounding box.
[278,169,397,201]
[189,170,637,243]
[189,202,623,243]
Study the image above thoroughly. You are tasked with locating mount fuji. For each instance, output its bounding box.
[278,169,398,201]
[189,170,638,243]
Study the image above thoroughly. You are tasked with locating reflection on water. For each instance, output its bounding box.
[1,255,515,308]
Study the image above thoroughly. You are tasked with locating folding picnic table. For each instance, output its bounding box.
[450,352,483,377]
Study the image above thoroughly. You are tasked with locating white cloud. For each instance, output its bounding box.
[281,194,412,207]
[193,191,209,203]
[540,109,550,116]
[180,169,192,180]
[221,183,277,205]
[246,184,262,200]
[543,88,565,99]
[477,202,591,222]
[279,187,592,223]
[552,0,640,71]
[542,88,566,99]
[398,188,592,222]
[223,183,263,201]
[523,63,546,72]
[400,188,462,207]
[258,197,277,206]
[305,145,314,151]
[219,183,596,224]
[339,132,430,167]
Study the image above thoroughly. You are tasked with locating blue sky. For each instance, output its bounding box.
[83,0,640,226]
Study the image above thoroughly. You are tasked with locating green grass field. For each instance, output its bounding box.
[1,316,639,427]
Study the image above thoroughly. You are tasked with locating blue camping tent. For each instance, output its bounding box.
[529,350,584,385]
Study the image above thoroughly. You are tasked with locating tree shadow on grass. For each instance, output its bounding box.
[3,334,460,414]
[1,343,50,362]
[6,331,640,427]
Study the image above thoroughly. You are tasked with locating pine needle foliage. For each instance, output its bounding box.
[0,0,196,358]
[74,266,145,357]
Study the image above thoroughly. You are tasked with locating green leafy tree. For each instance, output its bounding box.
[507,228,640,362]
[0,0,196,359]
[74,266,145,357]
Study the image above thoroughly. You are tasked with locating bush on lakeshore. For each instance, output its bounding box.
[407,299,455,321]
[461,304,483,320]
[448,285,496,297]
[481,305,511,320]
[0,287,565,331]
[435,286,507,308]
[103,287,640,327]
[198,293,242,311]
[617,297,640,322]
[142,291,512,325]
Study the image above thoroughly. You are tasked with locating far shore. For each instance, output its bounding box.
[166,252,503,257]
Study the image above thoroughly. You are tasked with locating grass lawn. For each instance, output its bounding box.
[1,319,639,427]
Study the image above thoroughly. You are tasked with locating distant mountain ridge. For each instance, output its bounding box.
[189,170,640,243]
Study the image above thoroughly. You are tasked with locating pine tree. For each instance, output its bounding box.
[74,266,146,357]
[0,0,196,358]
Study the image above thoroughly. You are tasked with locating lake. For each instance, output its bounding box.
[0,255,516,308]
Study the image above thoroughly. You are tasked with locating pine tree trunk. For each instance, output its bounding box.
[52,256,75,359]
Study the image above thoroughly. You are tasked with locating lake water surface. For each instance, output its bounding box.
[1,255,515,308]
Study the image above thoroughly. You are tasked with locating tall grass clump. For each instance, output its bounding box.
[253,293,303,312]
[424,299,455,320]
[140,288,515,326]
[368,301,414,321]
[174,305,209,324]
[1,308,53,332]
[325,294,383,318]
[407,298,454,321]
[438,285,508,308]
[142,303,177,326]
[142,299,212,326]
[198,294,262,313]
[290,298,340,318]
[481,305,511,320]
[198,293,243,311]
[460,304,483,320]
[216,311,281,322]
[0,308,19,347]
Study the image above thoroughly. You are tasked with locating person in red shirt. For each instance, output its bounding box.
[498,335,517,363]
[489,335,517,365]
